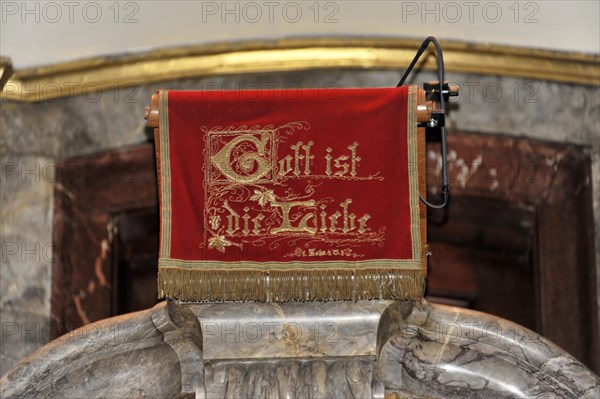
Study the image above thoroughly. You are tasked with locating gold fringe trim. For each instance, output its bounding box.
[158,267,424,302]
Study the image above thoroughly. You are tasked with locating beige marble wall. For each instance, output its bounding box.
[1,69,598,375]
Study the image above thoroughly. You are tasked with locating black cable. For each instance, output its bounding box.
[397,36,449,209]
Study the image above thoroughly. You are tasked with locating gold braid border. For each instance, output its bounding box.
[158,90,172,258]
[407,86,421,265]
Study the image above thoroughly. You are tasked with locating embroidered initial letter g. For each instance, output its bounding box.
[211,133,271,183]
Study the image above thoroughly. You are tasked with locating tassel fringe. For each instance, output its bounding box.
[158,267,424,302]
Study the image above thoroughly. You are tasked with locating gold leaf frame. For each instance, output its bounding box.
[1,38,598,102]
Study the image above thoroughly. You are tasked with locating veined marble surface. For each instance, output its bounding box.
[1,299,598,398]
[190,300,391,360]
[379,303,600,398]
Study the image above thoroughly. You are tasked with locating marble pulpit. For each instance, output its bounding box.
[2,299,599,398]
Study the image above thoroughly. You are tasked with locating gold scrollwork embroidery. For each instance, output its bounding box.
[202,121,385,253]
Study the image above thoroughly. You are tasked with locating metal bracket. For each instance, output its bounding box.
[419,81,459,128]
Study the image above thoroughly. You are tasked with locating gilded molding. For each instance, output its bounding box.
[0,57,13,91]
[1,38,598,102]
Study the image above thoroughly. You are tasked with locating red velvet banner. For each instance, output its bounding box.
[155,86,423,301]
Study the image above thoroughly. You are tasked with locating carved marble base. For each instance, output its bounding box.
[1,300,598,398]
